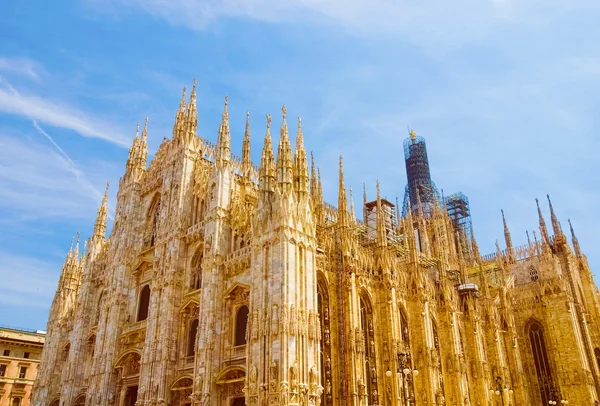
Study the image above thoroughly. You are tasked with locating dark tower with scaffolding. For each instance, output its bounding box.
[402,129,439,216]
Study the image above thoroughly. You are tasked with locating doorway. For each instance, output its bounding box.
[231,398,245,406]
[124,386,138,406]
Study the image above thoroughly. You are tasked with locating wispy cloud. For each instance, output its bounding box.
[0,57,45,81]
[0,132,114,221]
[0,77,130,147]
[95,0,599,46]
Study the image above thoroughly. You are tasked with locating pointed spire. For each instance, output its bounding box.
[395,197,401,229]
[535,198,551,250]
[93,181,110,241]
[337,156,349,227]
[215,95,231,165]
[276,105,293,194]
[415,188,424,219]
[139,117,149,169]
[470,220,480,264]
[173,86,187,141]
[501,209,514,261]
[310,151,317,201]
[241,111,252,175]
[350,187,356,221]
[259,113,275,197]
[74,232,81,258]
[547,194,562,237]
[293,116,309,197]
[569,219,582,258]
[317,168,323,204]
[185,78,198,142]
[376,181,387,247]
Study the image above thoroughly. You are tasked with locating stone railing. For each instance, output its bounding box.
[227,245,252,262]
[187,221,205,236]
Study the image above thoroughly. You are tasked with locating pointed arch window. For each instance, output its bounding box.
[529,265,539,282]
[137,285,150,322]
[187,319,199,357]
[235,305,249,346]
[528,320,554,404]
[359,294,378,405]
[12,398,21,406]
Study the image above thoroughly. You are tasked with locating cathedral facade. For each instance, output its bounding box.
[33,81,600,406]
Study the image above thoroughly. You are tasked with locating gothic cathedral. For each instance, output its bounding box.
[33,81,600,406]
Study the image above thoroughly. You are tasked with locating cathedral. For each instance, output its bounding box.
[33,80,600,406]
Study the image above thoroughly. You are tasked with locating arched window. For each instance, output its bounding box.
[528,320,554,404]
[12,398,21,406]
[234,305,249,346]
[359,294,378,405]
[191,250,203,290]
[147,195,160,247]
[137,285,150,322]
[317,275,332,406]
[187,319,199,356]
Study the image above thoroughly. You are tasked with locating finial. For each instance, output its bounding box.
[266,113,272,131]
[409,128,416,141]
[180,86,186,108]
[246,110,250,122]
[104,180,110,196]
[142,117,149,139]
[135,122,140,138]
[376,180,381,198]
[298,116,302,131]
[282,105,287,121]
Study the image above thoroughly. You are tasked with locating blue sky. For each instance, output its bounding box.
[1,0,599,330]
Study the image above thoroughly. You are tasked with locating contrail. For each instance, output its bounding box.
[0,76,115,221]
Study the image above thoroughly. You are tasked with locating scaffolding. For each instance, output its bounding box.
[401,134,439,217]
[445,192,472,256]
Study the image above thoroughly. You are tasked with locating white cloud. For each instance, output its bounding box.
[95,0,598,46]
[0,57,45,81]
[0,78,130,147]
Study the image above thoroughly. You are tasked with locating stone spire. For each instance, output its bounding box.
[376,181,387,247]
[337,156,349,228]
[317,168,323,207]
[293,116,309,197]
[415,188,430,255]
[276,105,293,195]
[173,85,186,141]
[569,219,582,258]
[350,187,356,222]
[241,111,251,175]
[501,209,514,261]
[185,79,198,143]
[536,198,551,250]
[92,182,110,242]
[215,96,231,166]
[547,194,563,237]
[259,114,275,198]
[470,220,480,264]
[310,152,317,202]
[139,117,149,170]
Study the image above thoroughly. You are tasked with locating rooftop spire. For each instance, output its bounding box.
[276,105,293,194]
[470,220,480,264]
[215,95,231,165]
[501,209,514,260]
[547,194,562,237]
[376,180,387,247]
[536,198,551,249]
[259,113,275,197]
[93,181,110,241]
[293,116,309,197]
[241,111,251,175]
[185,78,198,143]
[568,219,582,258]
[350,187,356,221]
[337,156,348,227]
[310,151,317,201]
[173,86,187,140]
